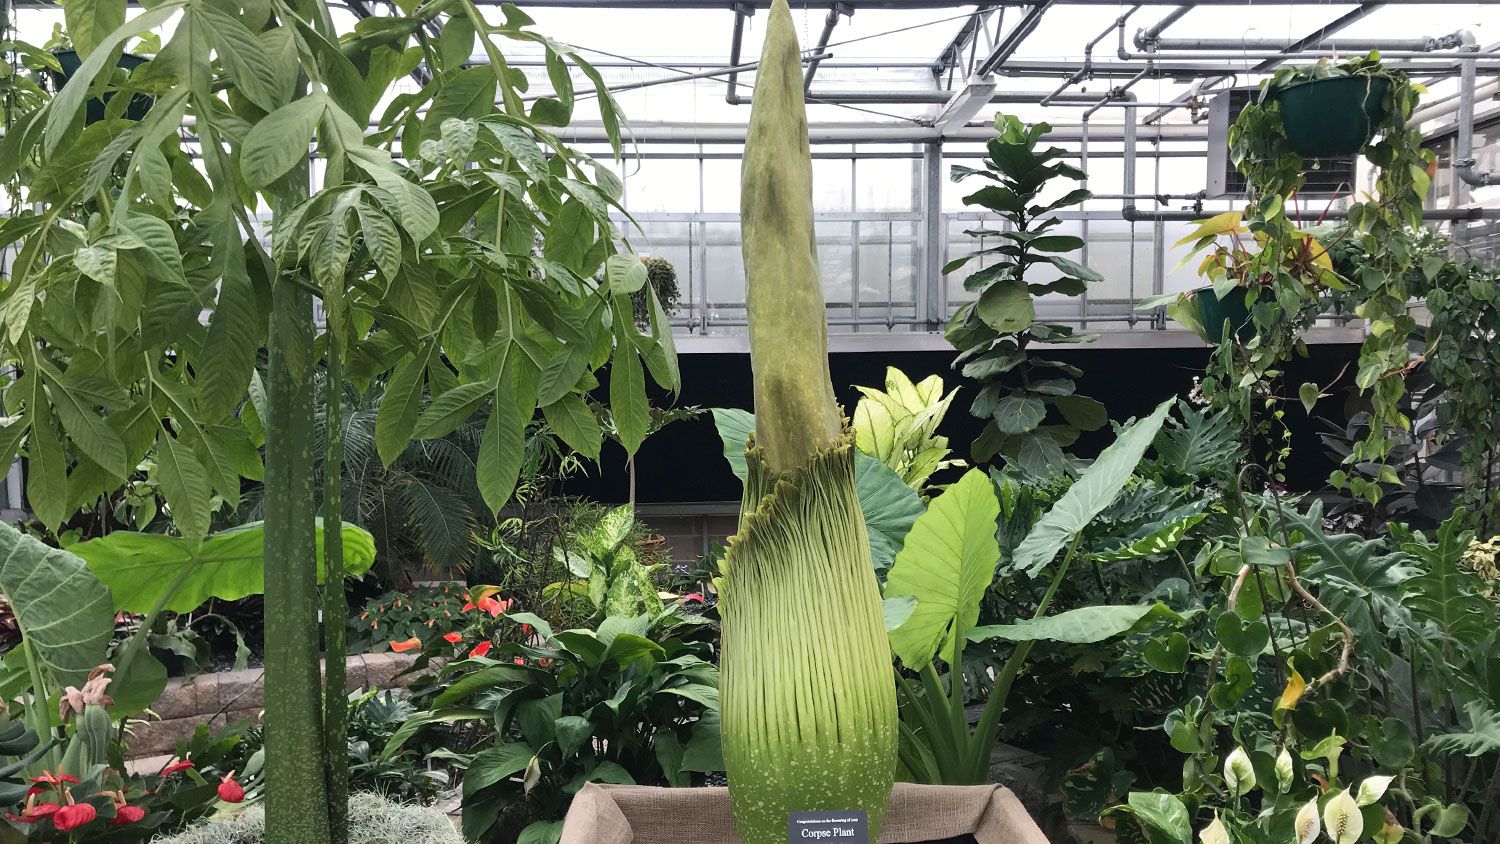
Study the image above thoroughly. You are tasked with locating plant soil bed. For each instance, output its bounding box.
[560,783,1047,844]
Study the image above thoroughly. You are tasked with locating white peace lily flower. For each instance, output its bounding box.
[1201,812,1230,844]
[1356,775,1394,807]
[1275,747,1295,793]
[1224,746,1256,797]
[1294,799,1321,844]
[1323,789,1364,844]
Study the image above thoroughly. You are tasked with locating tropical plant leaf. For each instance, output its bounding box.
[1423,702,1500,757]
[1153,401,1241,477]
[711,408,755,482]
[71,520,376,613]
[1010,400,1173,577]
[1394,517,1489,646]
[0,522,114,688]
[856,452,924,573]
[884,469,1000,669]
[970,603,1179,644]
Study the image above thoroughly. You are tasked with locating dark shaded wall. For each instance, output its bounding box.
[568,341,1363,505]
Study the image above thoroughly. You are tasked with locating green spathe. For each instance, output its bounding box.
[723,0,898,838]
[740,0,841,474]
[719,435,898,843]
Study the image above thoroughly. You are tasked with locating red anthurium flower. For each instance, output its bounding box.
[461,601,477,612]
[468,641,492,659]
[30,772,80,787]
[53,802,96,831]
[217,774,245,804]
[7,802,61,823]
[513,656,526,666]
[495,597,515,614]
[521,623,533,636]
[160,759,193,776]
[476,596,503,617]
[442,632,463,644]
[680,593,705,604]
[109,805,146,825]
[389,637,422,653]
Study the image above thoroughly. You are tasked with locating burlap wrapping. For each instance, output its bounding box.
[559,783,1049,844]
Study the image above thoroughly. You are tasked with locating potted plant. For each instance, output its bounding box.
[1139,210,1339,345]
[1261,53,1398,157]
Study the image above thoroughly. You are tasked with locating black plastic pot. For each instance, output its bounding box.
[1272,75,1390,157]
[48,50,153,124]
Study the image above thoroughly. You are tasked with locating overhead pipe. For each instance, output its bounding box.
[801,89,1181,106]
[1040,4,1140,106]
[558,119,1208,144]
[725,3,751,103]
[993,58,1493,79]
[1121,206,1500,222]
[1456,56,1497,187]
[1147,35,1465,53]
[1133,5,1191,47]
[804,3,852,91]
[1081,67,1149,119]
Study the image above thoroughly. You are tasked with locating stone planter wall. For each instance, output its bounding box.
[129,652,424,758]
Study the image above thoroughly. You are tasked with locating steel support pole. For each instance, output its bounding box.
[921,143,945,330]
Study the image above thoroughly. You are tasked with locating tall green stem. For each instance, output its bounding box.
[322,337,348,844]
[964,534,1083,780]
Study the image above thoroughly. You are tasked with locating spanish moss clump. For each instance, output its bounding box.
[148,794,462,844]
[718,0,899,840]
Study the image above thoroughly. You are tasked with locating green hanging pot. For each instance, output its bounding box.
[1193,287,1256,344]
[1272,75,1390,158]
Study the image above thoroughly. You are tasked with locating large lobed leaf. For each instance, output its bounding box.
[884,469,1000,670]
[72,519,376,613]
[1010,399,1173,577]
[0,521,115,687]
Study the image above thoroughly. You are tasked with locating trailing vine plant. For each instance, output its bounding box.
[1182,53,1434,495]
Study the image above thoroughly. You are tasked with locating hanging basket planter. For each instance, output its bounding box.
[48,50,154,124]
[1272,75,1391,158]
[559,783,1049,844]
[1193,286,1258,345]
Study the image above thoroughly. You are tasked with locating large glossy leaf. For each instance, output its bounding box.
[0,521,114,687]
[970,603,1178,644]
[71,520,376,613]
[856,452,923,573]
[1010,399,1172,577]
[711,407,755,482]
[1153,401,1241,477]
[884,469,1000,669]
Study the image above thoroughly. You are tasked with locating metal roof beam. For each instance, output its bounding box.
[975,0,1054,76]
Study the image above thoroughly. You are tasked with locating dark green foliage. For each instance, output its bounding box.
[944,114,1106,466]
[389,610,723,844]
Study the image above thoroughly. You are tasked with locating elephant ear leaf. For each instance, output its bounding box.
[71,519,376,613]
[1010,399,1173,577]
[884,469,1000,670]
[0,521,115,687]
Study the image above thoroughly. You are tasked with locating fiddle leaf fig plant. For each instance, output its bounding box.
[9,1,668,841]
[945,114,1107,470]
